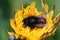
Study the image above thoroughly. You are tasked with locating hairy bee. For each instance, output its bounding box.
[23,14,48,29]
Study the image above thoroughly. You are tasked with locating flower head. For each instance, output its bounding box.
[7,0,60,40]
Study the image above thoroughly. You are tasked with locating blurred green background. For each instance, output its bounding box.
[0,0,60,40]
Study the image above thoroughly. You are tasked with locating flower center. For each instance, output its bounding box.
[23,16,46,29]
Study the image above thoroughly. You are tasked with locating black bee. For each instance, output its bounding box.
[23,14,48,29]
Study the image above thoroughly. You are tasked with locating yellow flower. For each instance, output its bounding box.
[7,0,60,40]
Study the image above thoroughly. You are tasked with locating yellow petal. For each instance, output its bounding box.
[6,30,13,36]
[15,10,23,25]
[10,19,17,33]
[53,13,60,26]
[41,0,48,13]
[23,2,39,19]
[30,2,36,7]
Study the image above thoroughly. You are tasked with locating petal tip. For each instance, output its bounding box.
[52,5,56,11]
[31,2,36,7]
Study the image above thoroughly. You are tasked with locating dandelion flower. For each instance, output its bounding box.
[7,0,60,40]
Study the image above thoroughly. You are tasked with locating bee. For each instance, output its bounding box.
[23,14,49,29]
